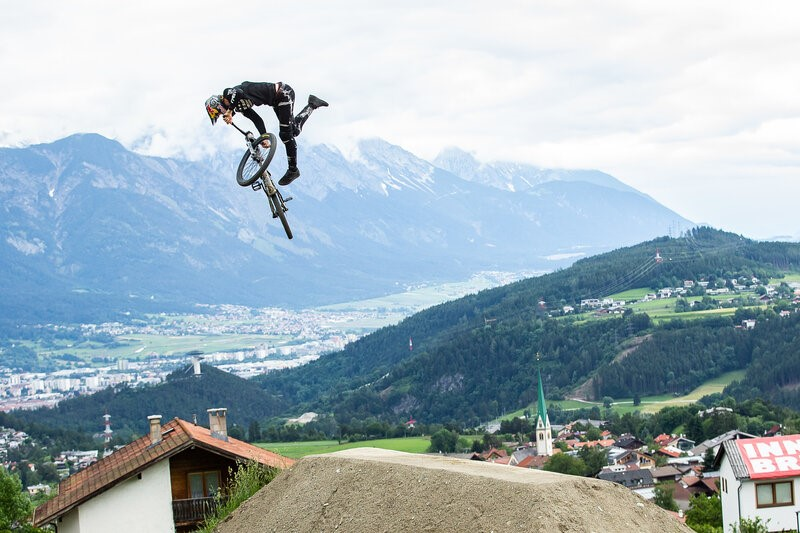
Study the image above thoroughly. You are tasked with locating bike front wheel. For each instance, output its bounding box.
[236,133,277,187]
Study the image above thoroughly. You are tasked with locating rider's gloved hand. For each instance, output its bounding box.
[223,110,233,125]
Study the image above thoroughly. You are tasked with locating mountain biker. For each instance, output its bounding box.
[205,82,328,186]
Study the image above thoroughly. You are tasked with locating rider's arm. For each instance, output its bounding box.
[241,108,266,136]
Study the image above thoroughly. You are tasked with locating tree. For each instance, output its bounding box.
[702,447,716,470]
[428,429,458,453]
[247,420,261,443]
[685,494,722,531]
[481,433,501,451]
[228,424,245,441]
[585,427,601,441]
[577,446,608,477]
[542,454,586,476]
[652,482,679,512]
[602,396,614,409]
[0,467,35,532]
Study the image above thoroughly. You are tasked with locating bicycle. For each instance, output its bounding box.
[231,122,293,240]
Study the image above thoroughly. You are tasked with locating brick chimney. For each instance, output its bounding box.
[148,415,162,445]
[207,408,228,441]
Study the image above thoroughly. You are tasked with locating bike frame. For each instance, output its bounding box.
[229,121,293,239]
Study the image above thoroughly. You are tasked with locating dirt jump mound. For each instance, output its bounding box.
[216,448,692,532]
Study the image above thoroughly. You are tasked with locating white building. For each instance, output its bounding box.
[34,409,293,533]
[716,434,800,533]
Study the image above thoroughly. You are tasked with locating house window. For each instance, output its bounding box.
[755,481,794,508]
[188,471,220,499]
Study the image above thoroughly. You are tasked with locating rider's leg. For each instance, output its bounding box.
[294,95,329,134]
[274,86,301,185]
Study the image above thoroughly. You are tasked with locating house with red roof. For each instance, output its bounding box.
[33,408,293,533]
[654,433,673,447]
[715,434,800,532]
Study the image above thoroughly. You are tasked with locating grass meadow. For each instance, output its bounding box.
[258,437,432,459]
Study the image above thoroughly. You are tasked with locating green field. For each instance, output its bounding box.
[499,370,747,422]
[770,273,800,284]
[258,437,432,459]
[608,288,650,301]
[32,333,288,362]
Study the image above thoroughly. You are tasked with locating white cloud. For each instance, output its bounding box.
[2,1,800,239]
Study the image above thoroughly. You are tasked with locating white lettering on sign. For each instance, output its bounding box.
[783,439,800,455]
[755,441,784,457]
[742,442,757,458]
[775,456,800,471]
[751,458,777,474]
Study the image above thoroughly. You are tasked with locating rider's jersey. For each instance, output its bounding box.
[224,82,279,111]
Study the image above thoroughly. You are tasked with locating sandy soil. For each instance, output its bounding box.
[215,448,693,533]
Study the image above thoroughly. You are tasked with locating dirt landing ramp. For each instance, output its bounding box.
[216,447,692,532]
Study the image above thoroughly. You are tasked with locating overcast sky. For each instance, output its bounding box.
[2,1,799,240]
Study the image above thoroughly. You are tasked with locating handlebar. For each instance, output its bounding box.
[229,121,250,138]
[228,121,261,148]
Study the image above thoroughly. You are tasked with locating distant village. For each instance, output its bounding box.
[0,304,375,412]
[571,275,800,317]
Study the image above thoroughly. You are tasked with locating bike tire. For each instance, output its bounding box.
[269,192,293,240]
[236,133,277,187]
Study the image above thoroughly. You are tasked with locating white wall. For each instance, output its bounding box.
[719,460,740,533]
[57,459,175,533]
[738,478,800,533]
[720,457,800,533]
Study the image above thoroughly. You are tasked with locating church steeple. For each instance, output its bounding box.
[536,368,548,425]
[535,353,553,456]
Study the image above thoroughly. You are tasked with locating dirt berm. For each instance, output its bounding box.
[216,447,693,533]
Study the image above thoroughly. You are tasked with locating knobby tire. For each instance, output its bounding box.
[269,192,293,239]
[236,133,277,187]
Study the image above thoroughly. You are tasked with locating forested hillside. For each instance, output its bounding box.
[254,227,800,424]
[19,227,800,434]
[16,365,285,439]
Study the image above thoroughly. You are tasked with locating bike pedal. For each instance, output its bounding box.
[284,196,293,202]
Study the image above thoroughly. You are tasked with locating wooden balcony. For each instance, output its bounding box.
[172,496,222,527]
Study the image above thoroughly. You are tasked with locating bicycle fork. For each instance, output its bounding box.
[252,172,292,218]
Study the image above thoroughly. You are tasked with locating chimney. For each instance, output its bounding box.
[148,415,162,445]
[207,408,228,441]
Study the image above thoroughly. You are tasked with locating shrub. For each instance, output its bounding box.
[197,461,279,533]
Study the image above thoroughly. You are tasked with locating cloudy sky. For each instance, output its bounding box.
[2,1,799,240]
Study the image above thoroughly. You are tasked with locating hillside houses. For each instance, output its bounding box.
[470,421,746,512]
[566,276,800,319]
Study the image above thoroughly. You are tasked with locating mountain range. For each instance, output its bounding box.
[0,134,692,322]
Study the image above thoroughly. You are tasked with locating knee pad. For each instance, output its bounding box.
[279,128,293,144]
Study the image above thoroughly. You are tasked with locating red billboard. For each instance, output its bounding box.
[736,435,800,479]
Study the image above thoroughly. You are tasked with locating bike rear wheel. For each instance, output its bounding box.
[268,190,293,240]
[236,133,277,187]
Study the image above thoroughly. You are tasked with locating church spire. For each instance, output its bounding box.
[535,352,553,456]
[537,367,548,425]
